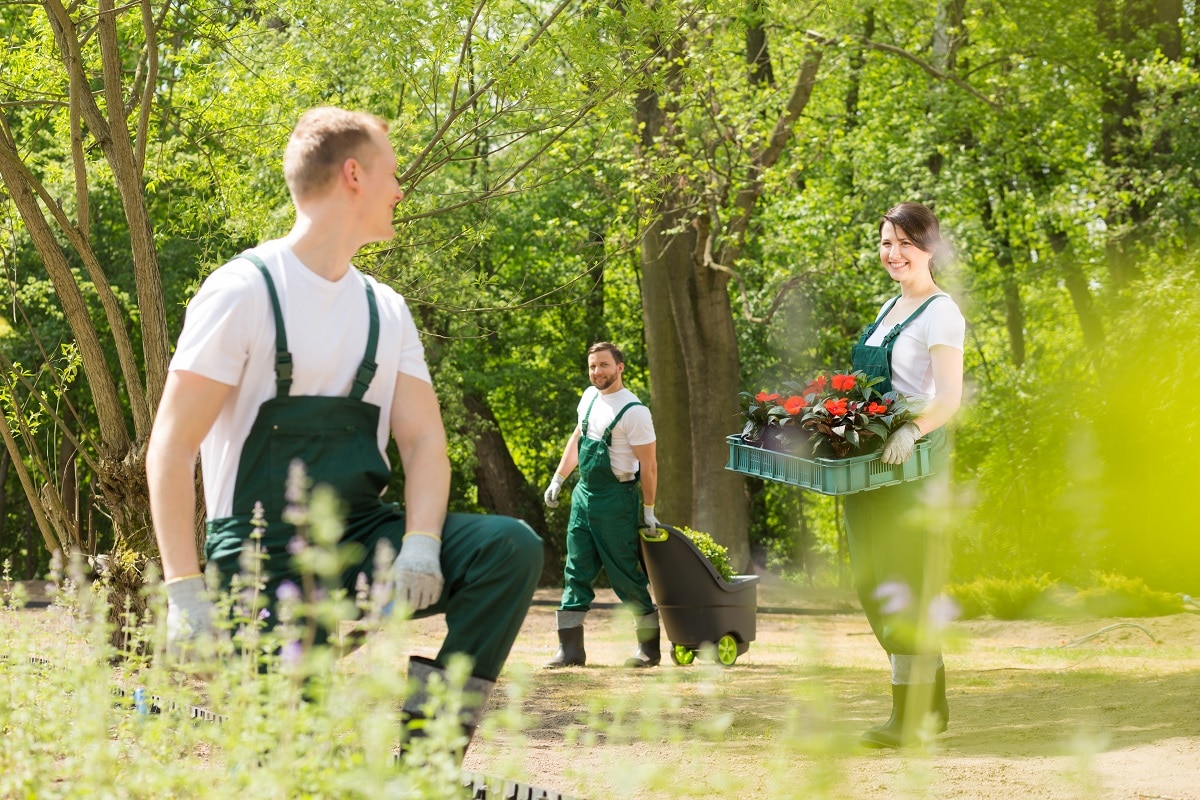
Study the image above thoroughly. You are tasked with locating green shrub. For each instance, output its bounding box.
[1076,573,1185,617]
[946,575,1054,620]
[946,573,1186,620]
[677,527,735,581]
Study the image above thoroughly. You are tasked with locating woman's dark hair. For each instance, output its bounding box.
[880,202,943,273]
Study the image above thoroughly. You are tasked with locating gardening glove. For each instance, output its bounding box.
[544,473,565,508]
[165,575,216,663]
[881,422,922,465]
[642,504,660,532]
[390,532,444,613]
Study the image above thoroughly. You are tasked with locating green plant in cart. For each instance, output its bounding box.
[678,527,735,581]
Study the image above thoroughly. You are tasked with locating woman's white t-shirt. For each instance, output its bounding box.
[169,240,431,519]
[575,386,656,477]
[863,294,965,402]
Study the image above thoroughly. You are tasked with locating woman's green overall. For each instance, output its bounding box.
[203,253,542,680]
[559,396,654,616]
[844,294,950,656]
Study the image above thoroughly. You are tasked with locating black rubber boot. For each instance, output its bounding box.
[860,683,908,748]
[544,626,586,668]
[624,627,661,668]
[933,665,949,732]
[398,656,495,765]
[860,671,949,748]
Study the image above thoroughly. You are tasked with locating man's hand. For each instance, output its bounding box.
[642,504,660,532]
[544,474,565,508]
[881,422,922,465]
[391,532,444,613]
[165,575,217,662]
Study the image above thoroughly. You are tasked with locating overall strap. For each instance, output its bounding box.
[880,293,947,348]
[856,296,901,346]
[348,275,380,401]
[239,250,293,396]
[580,393,600,437]
[602,402,644,445]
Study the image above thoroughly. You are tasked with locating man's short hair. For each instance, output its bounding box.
[587,341,625,365]
[283,107,389,200]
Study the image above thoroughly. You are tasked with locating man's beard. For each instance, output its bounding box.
[591,375,614,391]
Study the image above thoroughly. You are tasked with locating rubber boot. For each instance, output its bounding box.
[624,626,661,668]
[860,671,948,748]
[933,665,949,733]
[860,682,908,748]
[398,656,495,764]
[544,626,586,668]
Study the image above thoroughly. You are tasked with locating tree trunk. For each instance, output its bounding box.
[462,391,561,584]
[632,20,822,570]
[1001,265,1025,368]
[639,211,696,533]
[1095,0,1182,286]
[1047,227,1105,352]
[584,228,608,346]
[24,511,35,581]
[0,450,8,561]
[640,204,750,568]
[983,204,1026,367]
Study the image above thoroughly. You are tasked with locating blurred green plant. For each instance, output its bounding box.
[946,573,1186,620]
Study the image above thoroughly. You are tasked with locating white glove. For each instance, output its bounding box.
[642,504,660,531]
[165,575,216,662]
[544,474,565,508]
[881,422,922,465]
[391,532,444,613]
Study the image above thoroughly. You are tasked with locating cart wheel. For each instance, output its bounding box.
[715,635,738,666]
[670,644,696,666]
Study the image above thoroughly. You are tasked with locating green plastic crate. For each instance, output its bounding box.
[725,434,933,495]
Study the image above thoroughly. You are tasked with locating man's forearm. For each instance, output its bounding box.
[147,447,202,581]
[551,428,580,481]
[639,457,658,507]
[402,437,451,535]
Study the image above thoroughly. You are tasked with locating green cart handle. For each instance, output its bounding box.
[638,525,669,543]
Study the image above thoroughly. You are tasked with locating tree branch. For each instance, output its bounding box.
[398,0,575,186]
[805,29,1001,110]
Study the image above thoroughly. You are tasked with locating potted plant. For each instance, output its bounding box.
[729,371,931,495]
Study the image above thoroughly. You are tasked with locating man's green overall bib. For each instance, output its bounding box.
[203,253,542,680]
[844,294,949,656]
[559,395,654,615]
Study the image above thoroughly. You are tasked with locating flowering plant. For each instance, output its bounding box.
[737,370,919,458]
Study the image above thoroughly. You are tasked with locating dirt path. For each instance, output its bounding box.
[374,582,1200,800]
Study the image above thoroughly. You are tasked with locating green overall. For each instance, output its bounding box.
[559,395,654,616]
[203,252,542,680]
[844,294,950,656]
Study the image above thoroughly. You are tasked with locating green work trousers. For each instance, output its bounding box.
[843,427,950,656]
[207,506,542,681]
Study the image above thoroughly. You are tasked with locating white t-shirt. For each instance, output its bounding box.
[864,294,965,401]
[170,240,431,519]
[575,386,656,477]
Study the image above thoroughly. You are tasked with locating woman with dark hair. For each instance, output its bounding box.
[845,201,965,747]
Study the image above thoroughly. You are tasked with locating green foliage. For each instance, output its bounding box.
[947,575,1056,620]
[1075,575,1185,618]
[678,526,735,582]
[947,573,1186,620]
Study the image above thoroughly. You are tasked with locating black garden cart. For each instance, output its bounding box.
[638,524,760,666]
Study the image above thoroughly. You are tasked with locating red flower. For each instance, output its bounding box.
[831,373,856,391]
[755,391,780,403]
[784,395,804,415]
[824,398,849,416]
[867,402,888,415]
